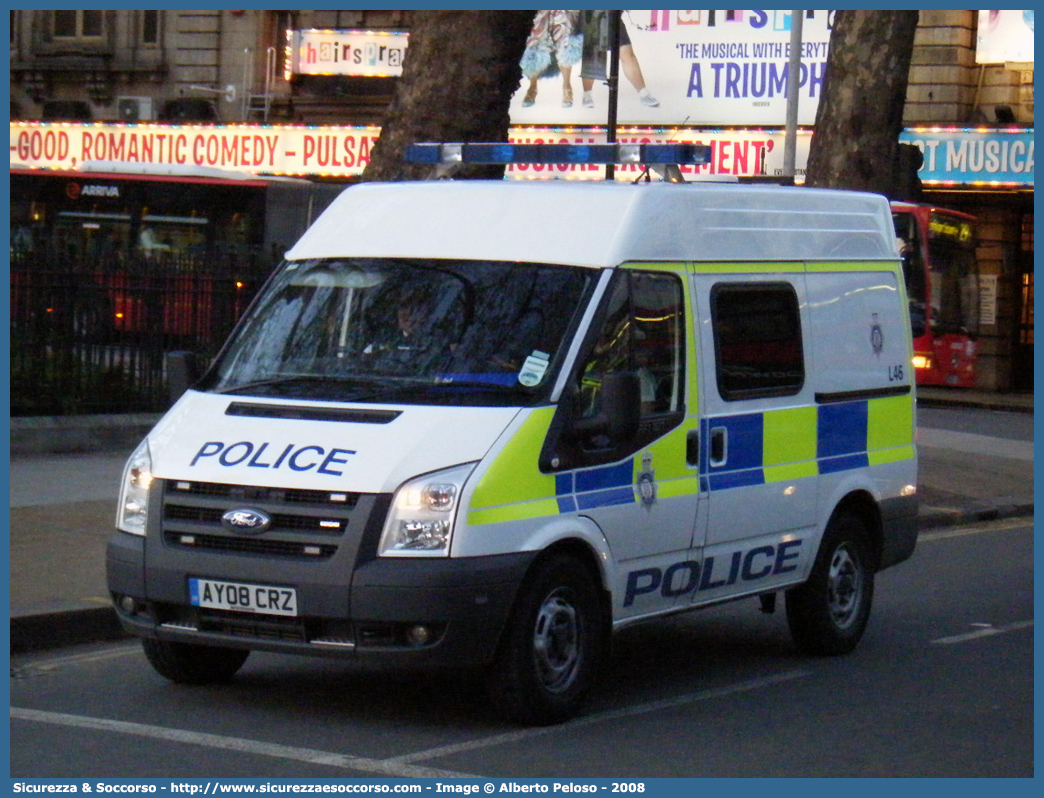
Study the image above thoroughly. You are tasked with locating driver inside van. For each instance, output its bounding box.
[364,291,431,354]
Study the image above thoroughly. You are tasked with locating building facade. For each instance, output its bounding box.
[9,9,1034,391]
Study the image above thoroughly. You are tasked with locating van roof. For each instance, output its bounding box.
[286,180,899,268]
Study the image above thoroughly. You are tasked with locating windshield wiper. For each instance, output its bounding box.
[430,378,532,393]
[217,375,371,397]
[216,374,535,404]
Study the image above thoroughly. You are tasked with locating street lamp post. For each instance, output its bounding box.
[783,11,804,180]
[605,10,621,181]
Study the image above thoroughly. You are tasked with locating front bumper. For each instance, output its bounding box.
[108,530,536,668]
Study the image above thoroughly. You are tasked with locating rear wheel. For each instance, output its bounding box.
[487,555,605,725]
[786,511,874,655]
[142,638,249,684]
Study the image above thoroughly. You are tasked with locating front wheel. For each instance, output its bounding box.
[487,556,606,725]
[786,511,874,656]
[142,638,250,684]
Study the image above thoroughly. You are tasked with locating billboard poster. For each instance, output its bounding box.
[975,10,1034,64]
[509,10,835,127]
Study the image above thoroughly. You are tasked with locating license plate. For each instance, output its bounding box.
[189,577,298,617]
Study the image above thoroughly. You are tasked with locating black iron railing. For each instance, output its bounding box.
[10,250,276,415]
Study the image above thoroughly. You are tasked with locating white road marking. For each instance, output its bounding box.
[931,620,1034,645]
[9,707,478,779]
[391,669,812,765]
[15,641,142,667]
[12,669,811,775]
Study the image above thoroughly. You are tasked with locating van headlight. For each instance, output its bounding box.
[117,439,153,536]
[379,463,476,557]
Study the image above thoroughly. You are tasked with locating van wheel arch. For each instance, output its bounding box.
[486,540,611,724]
[828,491,883,572]
[513,540,613,654]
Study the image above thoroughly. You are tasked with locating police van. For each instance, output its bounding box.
[107,143,918,724]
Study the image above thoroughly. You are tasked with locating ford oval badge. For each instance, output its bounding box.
[221,508,271,534]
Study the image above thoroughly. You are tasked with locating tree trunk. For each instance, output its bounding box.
[805,10,919,199]
[363,10,534,182]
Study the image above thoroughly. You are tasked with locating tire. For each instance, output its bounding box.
[487,556,606,725]
[142,638,250,685]
[786,511,874,656]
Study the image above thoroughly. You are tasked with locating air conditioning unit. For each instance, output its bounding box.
[116,97,155,122]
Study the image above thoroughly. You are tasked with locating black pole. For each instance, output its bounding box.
[605,10,621,181]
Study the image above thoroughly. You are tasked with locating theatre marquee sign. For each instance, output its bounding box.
[10,122,1034,188]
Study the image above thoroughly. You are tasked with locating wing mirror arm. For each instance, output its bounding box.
[166,350,203,405]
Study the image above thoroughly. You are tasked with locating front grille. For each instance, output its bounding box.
[162,531,338,559]
[164,504,346,533]
[160,479,362,560]
[155,604,357,649]
[197,608,311,643]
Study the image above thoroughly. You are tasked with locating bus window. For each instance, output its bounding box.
[55,211,133,263]
[138,215,208,259]
[893,210,927,338]
[927,212,978,337]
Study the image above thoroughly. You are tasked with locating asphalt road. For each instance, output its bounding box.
[919,405,1033,444]
[10,517,1033,779]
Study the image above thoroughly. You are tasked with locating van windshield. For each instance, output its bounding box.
[206,258,595,406]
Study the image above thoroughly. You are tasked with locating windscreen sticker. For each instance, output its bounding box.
[518,350,550,387]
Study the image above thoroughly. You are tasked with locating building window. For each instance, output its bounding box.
[141,10,160,45]
[53,10,103,40]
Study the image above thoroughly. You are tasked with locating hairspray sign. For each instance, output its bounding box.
[287,29,409,78]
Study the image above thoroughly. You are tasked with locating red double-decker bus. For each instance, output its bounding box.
[891,202,980,388]
[10,162,342,341]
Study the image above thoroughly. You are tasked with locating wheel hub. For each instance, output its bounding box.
[533,591,581,693]
[826,544,863,628]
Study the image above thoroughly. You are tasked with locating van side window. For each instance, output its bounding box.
[711,283,804,400]
[580,270,685,421]
[542,268,686,471]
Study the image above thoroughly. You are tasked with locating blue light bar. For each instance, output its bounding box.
[404,142,711,166]
[405,143,444,164]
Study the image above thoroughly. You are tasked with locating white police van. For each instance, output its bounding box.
[107,143,918,724]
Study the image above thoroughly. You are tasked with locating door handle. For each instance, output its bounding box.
[709,426,727,467]
[686,429,699,466]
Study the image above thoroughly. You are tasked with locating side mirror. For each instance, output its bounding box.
[571,371,641,444]
[166,350,202,405]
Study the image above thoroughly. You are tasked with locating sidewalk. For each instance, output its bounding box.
[9,389,1033,653]
[916,386,1035,414]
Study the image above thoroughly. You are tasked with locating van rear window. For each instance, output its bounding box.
[711,283,804,400]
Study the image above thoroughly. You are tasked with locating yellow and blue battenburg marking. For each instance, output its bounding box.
[702,395,913,491]
[555,460,635,512]
[466,393,911,526]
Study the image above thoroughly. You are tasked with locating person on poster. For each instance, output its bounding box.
[519,10,583,108]
[579,10,659,108]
